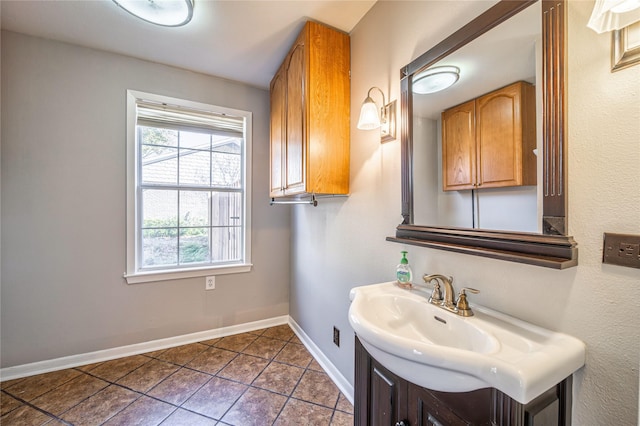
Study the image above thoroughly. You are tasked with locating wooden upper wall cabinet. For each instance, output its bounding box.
[269,21,350,198]
[442,81,537,191]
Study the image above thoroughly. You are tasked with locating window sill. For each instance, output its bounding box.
[124,264,253,284]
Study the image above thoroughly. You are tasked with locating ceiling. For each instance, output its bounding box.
[0,0,376,89]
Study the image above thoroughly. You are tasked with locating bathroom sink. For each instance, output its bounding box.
[348,282,585,404]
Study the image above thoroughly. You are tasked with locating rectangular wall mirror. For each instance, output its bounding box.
[388,0,578,269]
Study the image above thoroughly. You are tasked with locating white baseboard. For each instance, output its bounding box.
[0,315,289,382]
[288,317,354,405]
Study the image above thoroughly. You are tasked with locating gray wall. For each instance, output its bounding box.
[291,1,639,425]
[1,31,291,367]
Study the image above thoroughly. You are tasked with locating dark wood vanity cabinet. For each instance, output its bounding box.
[355,337,572,426]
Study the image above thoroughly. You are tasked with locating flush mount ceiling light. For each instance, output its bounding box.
[112,0,194,27]
[587,0,640,33]
[412,66,460,94]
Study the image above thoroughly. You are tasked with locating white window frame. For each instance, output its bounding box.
[125,90,252,284]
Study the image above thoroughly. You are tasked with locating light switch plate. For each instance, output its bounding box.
[603,233,640,269]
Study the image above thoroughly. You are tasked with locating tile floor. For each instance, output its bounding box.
[0,324,354,425]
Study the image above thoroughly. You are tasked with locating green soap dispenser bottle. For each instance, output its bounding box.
[396,251,413,289]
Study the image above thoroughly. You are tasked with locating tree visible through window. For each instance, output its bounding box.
[126,91,252,282]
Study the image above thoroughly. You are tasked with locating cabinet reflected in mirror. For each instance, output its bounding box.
[390,0,578,269]
[412,2,541,233]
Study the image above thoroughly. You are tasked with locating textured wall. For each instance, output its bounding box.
[290,1,639,424]
[1,31,291,368]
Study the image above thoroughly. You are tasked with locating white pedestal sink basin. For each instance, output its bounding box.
[348,282,585,404]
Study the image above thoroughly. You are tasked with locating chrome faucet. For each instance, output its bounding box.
[422,274,480,316]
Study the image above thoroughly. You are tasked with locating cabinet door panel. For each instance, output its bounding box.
[285,43,306,195]
[269,71,285,197]
[442,100,476,191]
[476,84,522,188]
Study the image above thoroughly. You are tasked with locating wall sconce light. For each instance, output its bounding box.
[412,66,460,94]
[587,0,640,33]
[112,0,194,27]
[357,87,396,143]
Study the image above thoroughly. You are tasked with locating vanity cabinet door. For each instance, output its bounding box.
[355,337,408,426]
[408,385,493,426]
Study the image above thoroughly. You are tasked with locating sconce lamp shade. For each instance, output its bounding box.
[112,0,194,27]
[587,0,640,33]
[412,66,460,94]
[357,96,382,130]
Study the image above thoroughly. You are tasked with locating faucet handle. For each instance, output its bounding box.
[456,287,480,317]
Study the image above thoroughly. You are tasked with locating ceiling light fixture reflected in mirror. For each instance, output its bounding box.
[412,66,460,94]
[112,0,194,27]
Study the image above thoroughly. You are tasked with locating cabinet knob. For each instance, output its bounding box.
[395,421,409,426]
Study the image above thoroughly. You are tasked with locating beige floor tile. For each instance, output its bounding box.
[221,387,287,426]
[143,348,168,358]
[262,325,294,341]
[336,393,353,414]
[186,347,237,375]
[61,384,139,426]
[214,333,258,352]
[274,398,334,425]
[0,404,55,425]
[199,337,222,346]
[156,343,209,366]
[252,361,304,396]
[0,377,26,389]
[160,408,217,425]
[2,369,81,401]
[330,409,354,425]
[308,359,324,372]
[182,376,247,420]
[274,342,313,368]
[88,355,150,382]
[31,373,109,415]
[116,359,179,393]
[1,391,23,416]
[292,370,340,409]
[103,395,175,426]
[242,337,287,360]
[217,354,269,384]
[147,368,210,406]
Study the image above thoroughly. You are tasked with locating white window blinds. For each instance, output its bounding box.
[136,99,244,137]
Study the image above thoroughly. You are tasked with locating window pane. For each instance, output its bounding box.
[179,150,211,186]
[141,146,178,185]
[142,190,178,228]
[179,191,209,227]
[142,228,178,267]
[212,152,241,188]
[211,192,242,226]
[211,227,241,262]
[179,131,210,149]
[179,228,210,264]
[140,126,178,147]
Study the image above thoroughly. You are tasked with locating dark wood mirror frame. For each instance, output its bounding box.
[387,0,578,269]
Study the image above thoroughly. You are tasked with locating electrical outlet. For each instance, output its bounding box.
[333,326,340,347]
[205,276,216,290]
[603,233,640,269]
